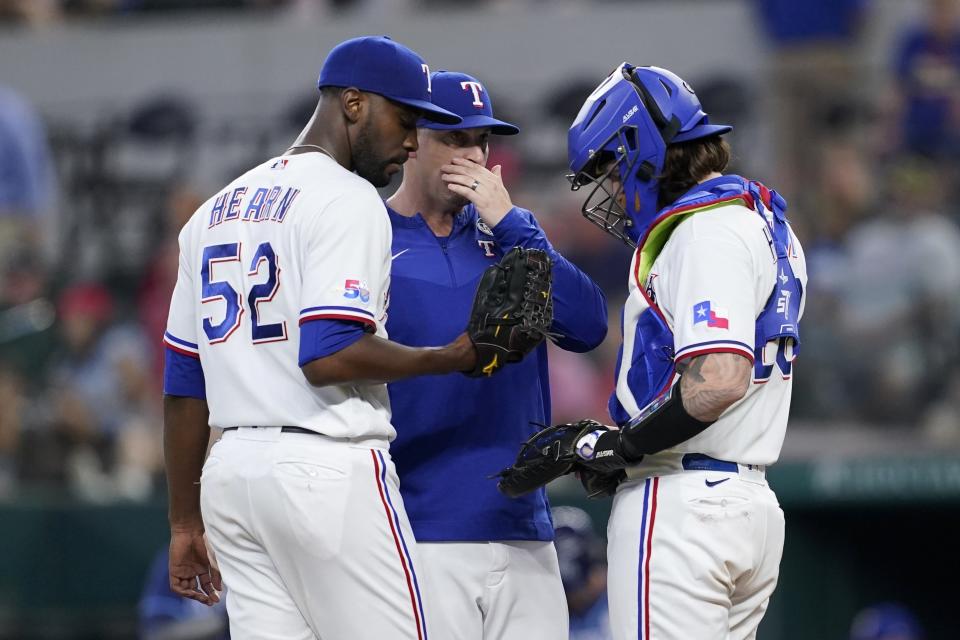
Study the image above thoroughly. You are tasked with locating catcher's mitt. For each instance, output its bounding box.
[464,247,552,377]
[495,419,609,498]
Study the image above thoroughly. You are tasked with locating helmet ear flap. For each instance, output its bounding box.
[635,160,656,182]
[616,128,656,183]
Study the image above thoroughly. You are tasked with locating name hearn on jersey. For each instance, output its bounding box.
[206,173,300,227]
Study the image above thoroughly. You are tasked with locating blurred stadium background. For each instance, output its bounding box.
[0,0,958,638]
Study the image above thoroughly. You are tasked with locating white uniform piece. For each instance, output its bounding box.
[416,541,568,640]
[164,153,394,439]
[165,153,430,640]
[608,204,807,640]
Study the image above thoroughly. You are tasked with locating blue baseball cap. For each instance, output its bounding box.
[418,71,519,134]
[317,36,461,125]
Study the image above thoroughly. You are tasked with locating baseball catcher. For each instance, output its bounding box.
[464,246,553,377]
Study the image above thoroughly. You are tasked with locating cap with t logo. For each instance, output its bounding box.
[418,71,519,134]
[317,35,461,125]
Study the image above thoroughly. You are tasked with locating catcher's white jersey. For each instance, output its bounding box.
[622,203,807,465]
[164,153,394,441]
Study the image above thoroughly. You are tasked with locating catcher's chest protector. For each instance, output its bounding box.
[610,176,802,426]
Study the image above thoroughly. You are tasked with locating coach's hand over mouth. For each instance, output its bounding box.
[442,157,514,227]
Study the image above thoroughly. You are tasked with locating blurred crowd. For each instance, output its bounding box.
[776,0,960,439]
[0,0,549,25]
[0,0,327,25]
[1,0,960,504]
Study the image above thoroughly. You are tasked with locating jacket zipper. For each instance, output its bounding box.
[437,236,457,286]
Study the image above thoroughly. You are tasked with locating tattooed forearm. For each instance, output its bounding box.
[679,353,752,422]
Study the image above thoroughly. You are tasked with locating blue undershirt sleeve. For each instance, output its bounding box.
[163,347,206,399]
[298,318,367,367]
[491,206,608,352]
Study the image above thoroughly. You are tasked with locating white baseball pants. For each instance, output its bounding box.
[200,427,430,640]
[416,540,569,640]
[606,469,784,640]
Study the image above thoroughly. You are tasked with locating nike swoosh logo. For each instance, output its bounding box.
[705,478,730,488]
[391,249,410,261]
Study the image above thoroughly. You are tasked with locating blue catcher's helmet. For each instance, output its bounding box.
[567,63,732,247]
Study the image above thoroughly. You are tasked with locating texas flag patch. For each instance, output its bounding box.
[693,300,728,329]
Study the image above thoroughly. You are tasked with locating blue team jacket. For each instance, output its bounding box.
[386,204,607,541]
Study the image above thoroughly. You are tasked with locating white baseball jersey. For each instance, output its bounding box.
[164,153,394,440]
[621,202,807,465]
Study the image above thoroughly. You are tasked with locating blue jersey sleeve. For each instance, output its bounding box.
[491,206,608,352]
[163,347,206,399]
[298,318,367,367]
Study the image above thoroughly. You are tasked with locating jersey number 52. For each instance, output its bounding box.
[201,242,286,344]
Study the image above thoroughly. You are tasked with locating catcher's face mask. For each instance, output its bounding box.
[567,134,643,248]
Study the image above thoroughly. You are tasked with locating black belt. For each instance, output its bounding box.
[222,426,319,436]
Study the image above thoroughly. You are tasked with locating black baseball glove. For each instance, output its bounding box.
[464,247,553,377]
[494,419,609,498]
